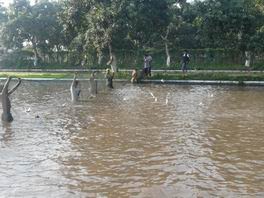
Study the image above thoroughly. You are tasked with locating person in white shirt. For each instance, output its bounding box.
[143,54,152,77]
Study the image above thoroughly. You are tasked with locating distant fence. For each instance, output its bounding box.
[1,48,264,70]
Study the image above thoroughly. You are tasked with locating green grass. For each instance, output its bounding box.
[150,72,264,81]
[115,71,264,81]
[0,72,96,79]
[0,72,71,79]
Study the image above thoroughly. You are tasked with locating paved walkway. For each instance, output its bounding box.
[0,68,263,73]
[0,77,263,86]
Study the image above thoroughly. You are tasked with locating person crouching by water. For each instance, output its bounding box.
[105,68,114,88]
[1,77,22,122]
[131,68,138,83]
[71,73,81,102]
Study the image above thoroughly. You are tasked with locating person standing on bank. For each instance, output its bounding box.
[143,54,152,77]
[71,73,81,102]
[1,77,22,122]
[181,50,190,73]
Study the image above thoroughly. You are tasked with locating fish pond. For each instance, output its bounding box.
[0,80,264,197]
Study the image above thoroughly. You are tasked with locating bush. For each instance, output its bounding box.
[0,50,34,68]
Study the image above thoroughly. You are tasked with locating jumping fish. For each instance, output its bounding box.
[149,91,158,102]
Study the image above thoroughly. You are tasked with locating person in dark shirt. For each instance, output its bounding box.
[181,50,190,73]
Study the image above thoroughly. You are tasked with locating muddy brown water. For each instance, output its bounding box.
[0,81,264,197]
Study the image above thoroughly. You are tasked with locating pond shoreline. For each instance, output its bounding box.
[1,77,264,86]
[0,69,263,73]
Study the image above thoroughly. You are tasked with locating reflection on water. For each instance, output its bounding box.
[0,81,264,197]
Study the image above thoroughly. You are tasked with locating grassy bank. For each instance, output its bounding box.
[0,71,264,82]
[0,72,82,79]
[150,72,264,81]
[115,71,264,81]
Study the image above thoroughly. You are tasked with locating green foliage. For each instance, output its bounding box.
[197,0,263,52]
[0,0,264,69]
[0,0,65,66]
[0,50,34,68]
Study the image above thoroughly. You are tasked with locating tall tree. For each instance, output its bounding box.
[198,0,262,66]
[0,2,7,52]
[1,0,64,66]
[85,0,130,68]
[160,0,189,67]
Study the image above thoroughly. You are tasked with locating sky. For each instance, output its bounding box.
[1,0,37,7]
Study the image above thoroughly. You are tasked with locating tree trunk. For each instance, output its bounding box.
[97,49,103,66]
[31,37,40,67]
[161,26,171,67]
[56,45,60,63]
[165,42,171,67]
[108,44,117,72]
[33,48,39,67]
[245,51,251,68]
[1,77,21,122]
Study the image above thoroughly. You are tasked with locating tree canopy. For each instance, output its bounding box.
[0,0,263,68]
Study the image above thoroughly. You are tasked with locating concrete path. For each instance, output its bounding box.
[0,68,263,73]
[1,77,264,86]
